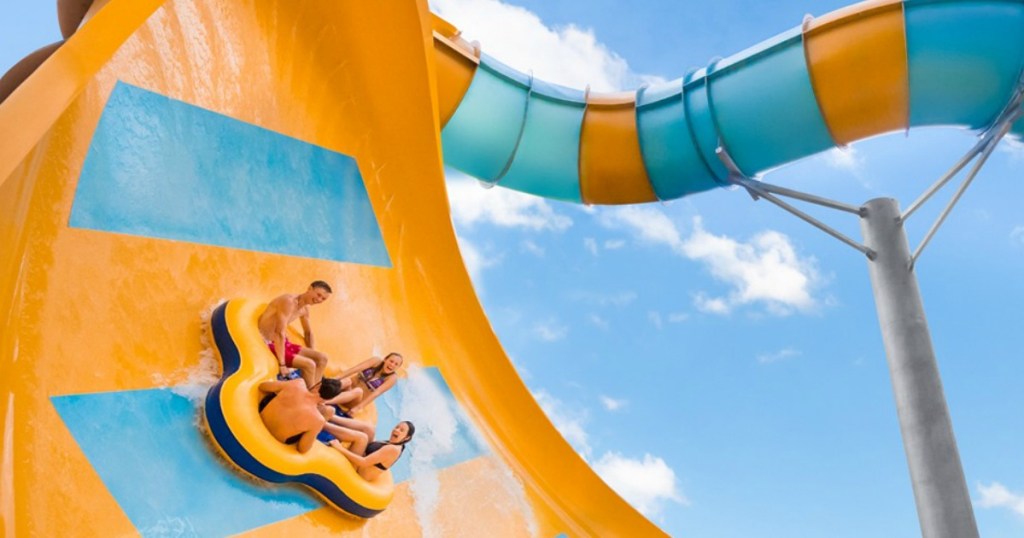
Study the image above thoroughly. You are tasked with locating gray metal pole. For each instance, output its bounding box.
[860,198,978,538]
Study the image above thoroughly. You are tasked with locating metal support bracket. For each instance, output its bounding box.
[715,144,876,260]
[902,74,1024,270]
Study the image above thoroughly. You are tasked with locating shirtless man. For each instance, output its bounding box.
[258,281,332,387]
[257,377,343,453]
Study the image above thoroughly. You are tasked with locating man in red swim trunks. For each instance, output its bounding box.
[258,281,332,388]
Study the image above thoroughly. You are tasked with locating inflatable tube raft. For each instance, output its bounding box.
[204,299,394,518]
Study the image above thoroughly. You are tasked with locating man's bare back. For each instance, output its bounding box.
[258,378,343,453]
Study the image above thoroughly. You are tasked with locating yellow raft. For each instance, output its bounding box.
[204,299,394,518]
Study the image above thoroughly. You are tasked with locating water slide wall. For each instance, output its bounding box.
[0,1,655,535]
[1,0,1022,536]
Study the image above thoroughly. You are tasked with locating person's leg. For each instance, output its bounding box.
[329,415,375,441]
[329,387,363,407]
[298,348,328,384]
[290,356,317,388]
[323,422,368,454]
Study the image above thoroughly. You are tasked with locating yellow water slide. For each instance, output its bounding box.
[0,0,660,535]
[4,0,1022,536]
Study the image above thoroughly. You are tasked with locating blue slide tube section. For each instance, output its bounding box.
[499,79,587,202]
[905,0,1024,130]
[442,0,1024,205]
[682,69,731,182]
[441,54,530,182]
[636,79,720,199]
[708,27,835,175]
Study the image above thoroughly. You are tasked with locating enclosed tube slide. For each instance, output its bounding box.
[432,0,1024,205]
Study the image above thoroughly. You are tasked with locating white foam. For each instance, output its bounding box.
[397,365,537,536]
[152,301,224,406]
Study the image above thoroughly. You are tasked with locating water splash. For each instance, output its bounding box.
[150,301,224,406]
[395,365,536,536]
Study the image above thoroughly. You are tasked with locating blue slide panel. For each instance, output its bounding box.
[906,0,1024,130]
[441,54,530,182]
[69,82,389,266]
[709,28,835,175]
[499,79,586,202]
[52,388,320,537]
[636,79,720,199]
[683,69,730,182]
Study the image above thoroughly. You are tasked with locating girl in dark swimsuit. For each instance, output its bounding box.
[327,421,415,481]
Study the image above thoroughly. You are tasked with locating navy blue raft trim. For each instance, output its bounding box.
[204,301,382,518]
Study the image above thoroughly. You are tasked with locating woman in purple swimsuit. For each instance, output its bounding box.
[322,352,403,416]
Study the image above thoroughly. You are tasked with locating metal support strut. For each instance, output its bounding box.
[714,74,1022,537]
[715,145,876,259]
[902,74,1024,269]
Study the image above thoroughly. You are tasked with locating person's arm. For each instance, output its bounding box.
[300,311,314,350]
[334,357,380,382]
[327,439,397,470]
[318,404,334,421]
[349,375,397,414]
[258,380,289,393]
[296,426,320,454]
[262,299,294,377]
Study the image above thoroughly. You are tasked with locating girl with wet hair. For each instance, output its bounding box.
[327,421,415,481]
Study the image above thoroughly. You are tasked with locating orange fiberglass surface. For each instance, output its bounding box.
[0,0,657,535]
[3,0,1023,536]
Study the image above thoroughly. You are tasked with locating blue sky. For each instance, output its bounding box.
[4,1,1024,537]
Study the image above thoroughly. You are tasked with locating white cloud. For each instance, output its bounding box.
[976,482,1024,517]
[682,217,819,315]
[822,146,865,174]
[531,390,687,518]
[1011,226,1024,247]
[584,237,599,256]
[600,207,821,316]
[599,395,627,411]
[429,0,663,91]
[593,452,688,517]
[446,174,572,232]
[998,136,1024,163]
[599,206,682,247]
[693,292,731,315]
[532,390,591,457]
[604,239,626,250]
[588,314,609,330]
[534,319,568,342]
[757,347,801,365]
[521,239,545,257]
[648,311,663,330]
[456,234,498,287]
[568,290,638,307]
[667,312,689,323]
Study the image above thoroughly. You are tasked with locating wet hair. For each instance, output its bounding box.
[371,352,403,379]
[309,280,333,294]
[319,377,342,399]
[395,421,415,445]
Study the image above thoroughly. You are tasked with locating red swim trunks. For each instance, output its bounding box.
[267,338,302,367]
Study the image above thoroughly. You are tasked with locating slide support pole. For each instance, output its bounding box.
[860,198,979,538]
